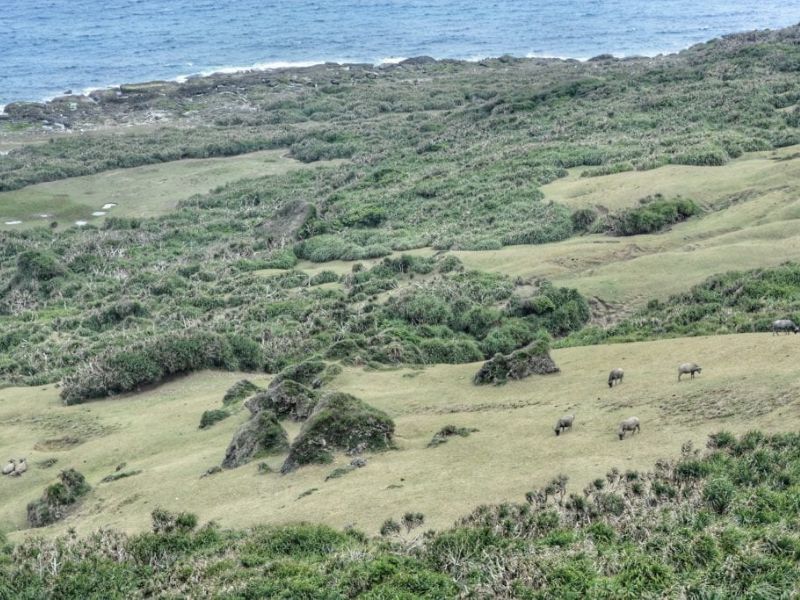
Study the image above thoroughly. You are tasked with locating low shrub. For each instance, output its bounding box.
[474,335,559,385]
[602,196,700,236]
[27,469,90,528]
[199,409,230,429]
[246,379,318,421]
[428,425,479,448]
[222,379,261,406]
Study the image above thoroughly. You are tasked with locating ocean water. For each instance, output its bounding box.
[2,0,800,105]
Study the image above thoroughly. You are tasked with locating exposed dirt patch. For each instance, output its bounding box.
[6,411,116,439]
[34,436,83,451]
[659,384,800,423]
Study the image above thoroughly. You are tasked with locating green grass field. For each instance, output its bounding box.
[0,150,342,228]
[3,332,798,541]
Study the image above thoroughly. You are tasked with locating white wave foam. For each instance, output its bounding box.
[192,60,331,79]
[377,56,408,65]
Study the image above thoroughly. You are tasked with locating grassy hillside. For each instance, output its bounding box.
[0,150,343,228]
[1,23,800,597]
[457,144,800,307]
[3,332,799,540]
[3,429,800,597]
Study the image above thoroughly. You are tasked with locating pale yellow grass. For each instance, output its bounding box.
[3,333,799,541]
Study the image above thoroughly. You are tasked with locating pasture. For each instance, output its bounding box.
[0,149,342,228]
[2,332,798,540]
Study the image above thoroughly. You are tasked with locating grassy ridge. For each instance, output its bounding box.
[560,262,800,346]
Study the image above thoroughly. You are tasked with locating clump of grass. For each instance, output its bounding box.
[199,408,230,429]
[598,195,700,236]
[201,466,222,478]
[325,466,356,481]
[427,425,479,448]
[297,488,318,500]
[222,410,288,469]
[100,469,142,484]
[474,335,559,385]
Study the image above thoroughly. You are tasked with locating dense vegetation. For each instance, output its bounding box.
[1,244,588,396]
[4,431,800,597]
[561,262,800,346]
[1,25,799,393]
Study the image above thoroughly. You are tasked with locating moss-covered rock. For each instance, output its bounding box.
[245,380,318,421]
[271,360,341,389]
[222,411,289,469]
[473,339,559,385]
[281,392,394,473]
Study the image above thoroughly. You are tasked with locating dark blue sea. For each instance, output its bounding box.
[2,0,800,106]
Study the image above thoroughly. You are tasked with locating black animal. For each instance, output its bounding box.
[554,414,575,436]
[608,368,624,388]
[772,319,799,335]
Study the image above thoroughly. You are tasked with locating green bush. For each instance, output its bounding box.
[15,250,66,282]
[27,469,90,528]
[604,196,700,236]
[222,379,261,406]
[222,410,289,469]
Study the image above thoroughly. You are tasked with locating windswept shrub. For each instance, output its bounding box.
[222,379,261,406]
[60,331,243,404]
[428,425,479,448]
[246,379,319,421]
[602,196,700,236]
[15,249,66,282]
[199,409,230,429]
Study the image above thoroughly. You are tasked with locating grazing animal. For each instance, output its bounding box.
[554,414,575,436]
[772,319,799,335]
[11,458,27,477]
[678,362,702,381]
[2,459,15,475]
[617,417,640,440]
[608,368,624,388]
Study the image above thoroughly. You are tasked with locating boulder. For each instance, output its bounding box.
[245,379,318,420]
[281,392,394,473]
[222,411,288,469]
